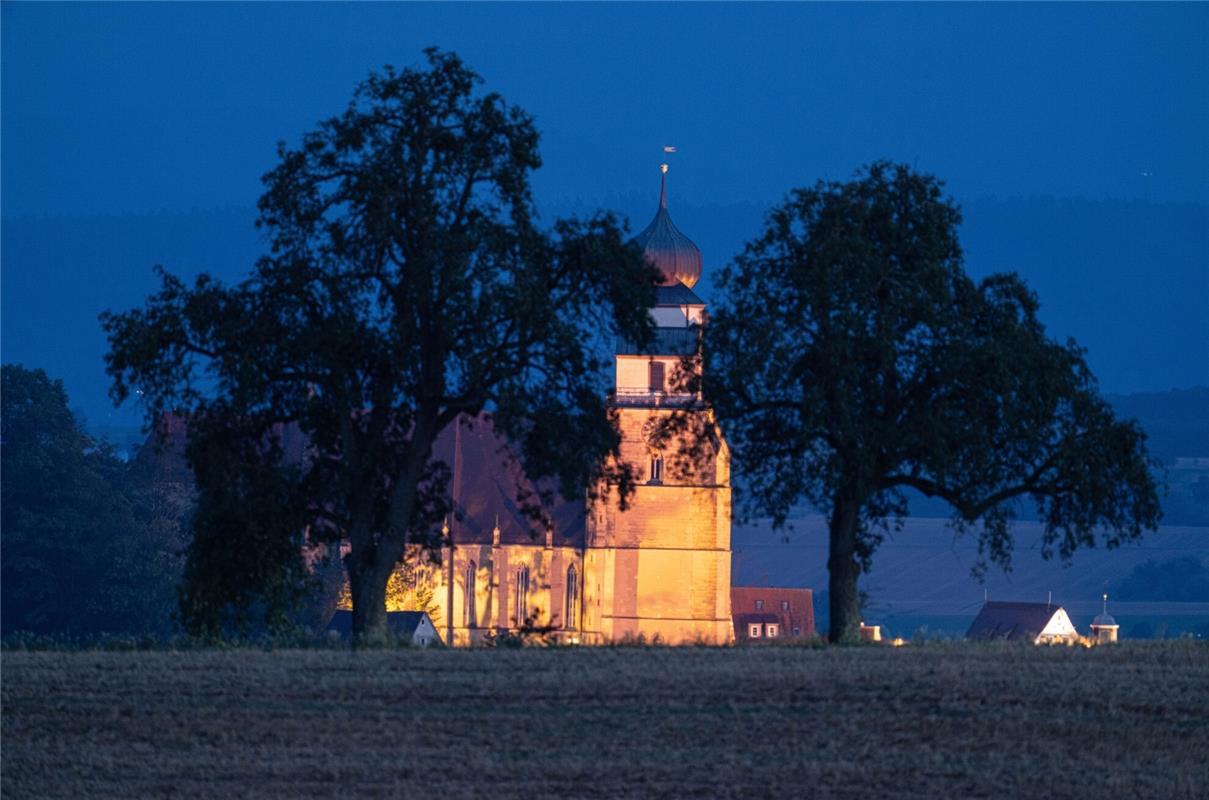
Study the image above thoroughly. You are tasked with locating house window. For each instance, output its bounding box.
[565,565,579,630]
[515,566,530,625]
[793,627,801,636]
[767,624,779,638]
[755,600,764,611]
[748,624,762,638]
[648,361,665,393]
[650,454,663,484]
[780,600,790,611]
[464,560,477,628]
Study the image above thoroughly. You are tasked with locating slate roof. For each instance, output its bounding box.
[431,415,586,548]
[655,283,705,307]
[964,601,1063,641]
[138,412,587,548]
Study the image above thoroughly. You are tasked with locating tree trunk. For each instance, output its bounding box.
[348,554,390,644]
[827,494,862,644]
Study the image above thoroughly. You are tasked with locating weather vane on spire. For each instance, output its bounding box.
[661,145,676,173]
[659,146,676,204]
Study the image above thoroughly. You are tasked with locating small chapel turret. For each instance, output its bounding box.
[1090,593,1119,643]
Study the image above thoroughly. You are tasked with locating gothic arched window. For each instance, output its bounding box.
[465,560,477,628]
[515,566,530,625]
[565,565,579,630]
[649,453,664,484]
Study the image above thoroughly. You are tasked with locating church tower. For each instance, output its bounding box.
[581,164,734,644]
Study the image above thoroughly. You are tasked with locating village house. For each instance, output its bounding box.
[965,600,1080,644]
[731,587,816,642]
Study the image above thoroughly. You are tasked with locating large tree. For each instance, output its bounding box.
[102,50,657,640]
[697,162,1160,643]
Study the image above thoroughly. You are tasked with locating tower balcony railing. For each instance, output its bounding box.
[612,389,700,408]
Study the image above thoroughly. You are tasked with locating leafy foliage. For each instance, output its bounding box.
[101,49,658,639]
[1,365,185,637]
[698,162,1161,642]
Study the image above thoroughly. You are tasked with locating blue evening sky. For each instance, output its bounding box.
[4,2,1206,214]
[2,3,1207,426]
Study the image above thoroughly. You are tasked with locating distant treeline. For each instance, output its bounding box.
[3,369,1206,640]
[1,365,188,639]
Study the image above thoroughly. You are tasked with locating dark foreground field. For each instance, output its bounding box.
[3,642,1207,799]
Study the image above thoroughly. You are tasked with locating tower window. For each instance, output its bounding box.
[781,600,790,611]
[648,361,665,393]
[650,454,663,484]
[755,599,764,611]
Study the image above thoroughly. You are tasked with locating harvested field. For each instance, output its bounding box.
[3,642,1207,799]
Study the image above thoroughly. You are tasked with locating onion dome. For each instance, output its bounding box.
[633,164,703,288]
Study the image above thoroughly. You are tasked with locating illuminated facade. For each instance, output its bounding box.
[390,165,734,646]
[965,601,1081,645]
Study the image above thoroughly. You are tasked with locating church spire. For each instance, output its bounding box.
[660,163,668,209]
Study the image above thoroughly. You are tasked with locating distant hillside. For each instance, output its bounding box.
[732,514,1209,636]
[1106,386,1209,464]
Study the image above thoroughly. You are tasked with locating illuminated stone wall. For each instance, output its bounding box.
[583,403,734,645]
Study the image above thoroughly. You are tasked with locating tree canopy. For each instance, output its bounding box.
[699,162,1161,642]
[102,49,658,640]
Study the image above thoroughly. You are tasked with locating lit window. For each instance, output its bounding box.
[515,566,530,625]
[755,600,764,611]
[767,624,779,638]
[465,561,477,628]
[748,624,762,638]
[650,454,663,484]
[649,361,665,393]
[781,600,790,611]
[565,565,579,630]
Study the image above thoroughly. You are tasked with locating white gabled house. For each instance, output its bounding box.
[965,601,1079,644]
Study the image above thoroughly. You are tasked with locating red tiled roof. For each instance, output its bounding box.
[731,586,815,639]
